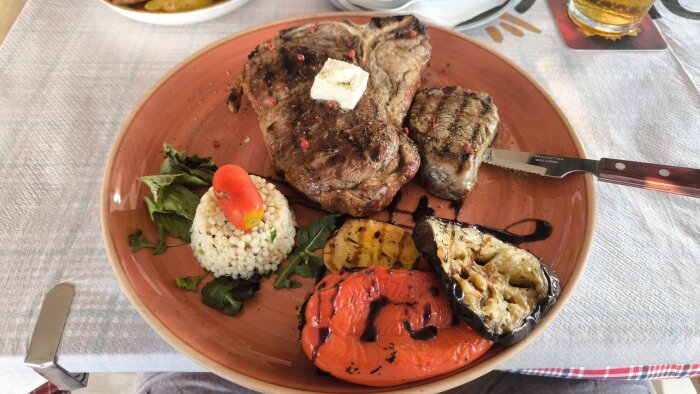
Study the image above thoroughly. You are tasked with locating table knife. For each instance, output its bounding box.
[25,283,89,390]
[483,148,700,198]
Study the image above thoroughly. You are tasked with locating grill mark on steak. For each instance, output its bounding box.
[479,96,493,117]
[447,93,468,137]
[433,96,449,127]
[263,70,275,86]
[239,16,430,216]
[456,150,471,174]
[470,123,481,153]
[408,87,499,200]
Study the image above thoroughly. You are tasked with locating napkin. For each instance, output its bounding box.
[409,0,509,27]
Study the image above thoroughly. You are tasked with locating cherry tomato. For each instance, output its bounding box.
[212,165,264,230]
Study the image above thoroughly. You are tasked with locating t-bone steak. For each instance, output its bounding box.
[237,15,431,217]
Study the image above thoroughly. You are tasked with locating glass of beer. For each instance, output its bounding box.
[567,0,656,38]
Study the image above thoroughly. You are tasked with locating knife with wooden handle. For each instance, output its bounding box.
[483,148,700,198]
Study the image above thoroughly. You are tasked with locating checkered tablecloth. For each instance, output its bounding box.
[515,364,700,380]
[1,0,698,393]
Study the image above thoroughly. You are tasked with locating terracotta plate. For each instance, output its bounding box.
[101,13,595,393]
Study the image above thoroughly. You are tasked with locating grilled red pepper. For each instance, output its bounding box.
[300,267,493,386]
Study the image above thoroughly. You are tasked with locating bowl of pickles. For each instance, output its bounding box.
[99,0,251,25]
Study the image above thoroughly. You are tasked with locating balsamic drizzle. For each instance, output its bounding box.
[422,304,432,326]
[475,219,553,245]
[386,191,402,222]
[408,194,553,245]
[402,321,438,341]
[310,283,343,360]
[449,198,465,220]
[252,173,552,245]
[412,195,435,223]
[359,296,390,343]
[309,291,327,361]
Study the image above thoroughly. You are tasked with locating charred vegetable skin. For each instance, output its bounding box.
[300,267,492,387]
[413,217,560,346]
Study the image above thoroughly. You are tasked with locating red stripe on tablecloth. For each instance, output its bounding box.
[25,363,700,392]
[29,382,69,394]
[514,364,700,379]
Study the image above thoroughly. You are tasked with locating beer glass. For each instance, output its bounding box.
[567,0,656,38]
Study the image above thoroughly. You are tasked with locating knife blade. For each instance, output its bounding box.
[25,283,89,390]
[483,148,700,198]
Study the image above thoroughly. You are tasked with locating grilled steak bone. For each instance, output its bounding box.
[409,87,499,200]
[240,16,430,217]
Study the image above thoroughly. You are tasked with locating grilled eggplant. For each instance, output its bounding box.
[412,217,560,345]
[323,219,421,273]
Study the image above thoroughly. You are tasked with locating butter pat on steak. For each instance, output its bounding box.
[310,58,369,110]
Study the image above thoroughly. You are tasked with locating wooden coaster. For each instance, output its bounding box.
[547,0,667,50]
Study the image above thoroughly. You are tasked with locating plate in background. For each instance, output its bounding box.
[97,0,250,25]
[329,0,516,31]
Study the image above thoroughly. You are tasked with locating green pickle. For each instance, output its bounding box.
[144,0,214,12]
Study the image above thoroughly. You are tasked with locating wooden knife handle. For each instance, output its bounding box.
[598,158,700,198]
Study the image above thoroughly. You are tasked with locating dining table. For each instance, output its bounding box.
[0,0,698,393]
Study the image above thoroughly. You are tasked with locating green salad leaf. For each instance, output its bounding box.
[138,174,209,202]
[143,196,195,242]
[130,144,218,255]
[154,212,193,242]
[176,271,210,292]
[128,227,184,255]
[201,275,261,316]
[274,214,340,289]
[160,143,218,185]
[154,184,200,220]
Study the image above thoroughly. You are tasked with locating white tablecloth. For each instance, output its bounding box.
[1,0,698,393]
